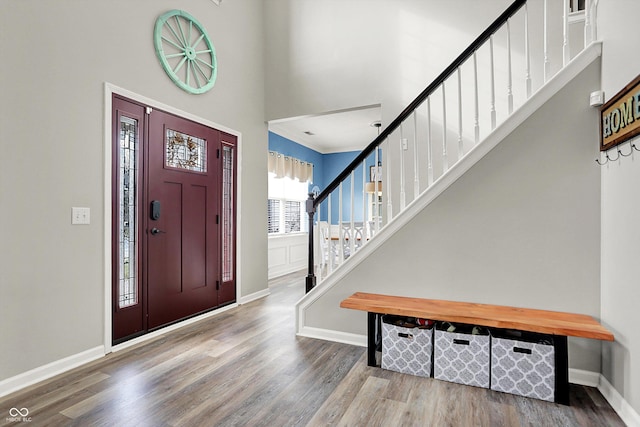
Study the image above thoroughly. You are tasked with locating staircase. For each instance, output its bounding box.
[297,0,602,340]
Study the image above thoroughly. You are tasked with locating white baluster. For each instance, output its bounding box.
[338,182,344,263]
[386,139,393,220]
[374,146,380,234]
[507,19,514,114]
[473,52,480,144]
[525,3,532,98]
[442,84,448,173]
[543,0,550,82]
[563,0,570,66]
[426,98,434,186]
[584,0,592,46]
[362,160,366,239]
[350,171,355,256]
[489,35,496,130]
[413,111,420,198]
[457,68,464,160]
[327,195,333,275]
[399,124,406,210]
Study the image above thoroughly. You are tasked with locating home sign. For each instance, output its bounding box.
[600,74,640,151]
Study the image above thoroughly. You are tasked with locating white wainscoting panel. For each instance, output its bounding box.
[268,233,307,279]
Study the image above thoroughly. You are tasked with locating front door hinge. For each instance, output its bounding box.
[216,280,220,290]
[145,106,152,115]
[216,214,220,224]
[217,148,220,158]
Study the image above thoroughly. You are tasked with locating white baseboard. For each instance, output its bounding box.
[0,293,269,399]
[569,368,601,387]
[0,346,105,399]
[238,288,270,305]
[599,374,640,427]
[297,327,367,347]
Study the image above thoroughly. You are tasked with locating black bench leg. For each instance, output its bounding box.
[367,312,377,367]
[554,336,570,405]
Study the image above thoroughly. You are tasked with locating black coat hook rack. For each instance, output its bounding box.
[596,141,640,165]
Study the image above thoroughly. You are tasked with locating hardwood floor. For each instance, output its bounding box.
[0,271,625,426]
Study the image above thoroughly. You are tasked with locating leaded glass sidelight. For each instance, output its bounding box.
[222,144,235,282]
[118,116,139,308]
[166,129,207,172]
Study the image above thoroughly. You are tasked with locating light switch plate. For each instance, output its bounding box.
[72,207,91,225]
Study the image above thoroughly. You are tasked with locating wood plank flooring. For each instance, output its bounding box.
[0,271,625,426]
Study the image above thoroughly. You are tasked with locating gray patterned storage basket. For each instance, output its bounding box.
[490,329,555,402]
[381,315,433,377]
[434,323,491,388]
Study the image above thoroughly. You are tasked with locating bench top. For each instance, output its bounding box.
[340,292,614,341]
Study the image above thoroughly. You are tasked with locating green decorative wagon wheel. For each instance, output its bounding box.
[154,10,217,94]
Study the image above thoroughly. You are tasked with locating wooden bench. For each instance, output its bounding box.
[340,292,614,405]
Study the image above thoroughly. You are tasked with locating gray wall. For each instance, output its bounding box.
[304,59,603,372]
[264,0,512,122]
[0,0,267,381]
[599,0,640,415]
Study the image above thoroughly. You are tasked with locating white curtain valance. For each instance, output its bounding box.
[268,151,314,183]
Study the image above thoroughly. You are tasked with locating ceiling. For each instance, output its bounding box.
[268,105,382,154]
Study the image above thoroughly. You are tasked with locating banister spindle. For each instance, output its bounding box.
[426,98,434,186]
[362,160,366,239]
[412,110,420,199]
[338,182,344,263]
[525,3,532,98]
[442,84,448,173]
[327,195,333,274]
[473,52,480,144]
[399,124,406,210]
[386,139,393,220]
[489,35,496,130]
[457,68,463,160]
[349,171,355,256]
[584,0,592,47]
[563,0,570,66]
[543,0,550,82]
[507,19,514,114]
[374,145,380,234]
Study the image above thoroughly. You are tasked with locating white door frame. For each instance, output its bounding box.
[103,82,243,354]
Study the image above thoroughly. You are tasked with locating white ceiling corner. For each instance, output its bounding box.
[268,105,382,154]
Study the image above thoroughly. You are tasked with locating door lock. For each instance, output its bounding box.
[150,227,166,235]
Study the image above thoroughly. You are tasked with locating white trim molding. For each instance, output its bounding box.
[238,288,271,305]
[599,375,640,427]
[297,327,367,348]
[568,368,601,387]
[0,346,105,399]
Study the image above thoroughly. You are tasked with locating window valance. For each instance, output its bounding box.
[268,151,313,183]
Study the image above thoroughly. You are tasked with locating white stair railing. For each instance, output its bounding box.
[307,0,595,289]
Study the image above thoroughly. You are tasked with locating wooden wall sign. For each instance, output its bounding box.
[600,74,640,151]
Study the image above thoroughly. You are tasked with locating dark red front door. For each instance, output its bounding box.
[112,96,236,343]
[146,110,220,329]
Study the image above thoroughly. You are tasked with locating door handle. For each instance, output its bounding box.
[150,227,166,235]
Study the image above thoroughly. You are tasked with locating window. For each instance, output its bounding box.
[268,174,309,234]
[118,115,139,308]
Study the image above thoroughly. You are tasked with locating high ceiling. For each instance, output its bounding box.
[268,105,382,154]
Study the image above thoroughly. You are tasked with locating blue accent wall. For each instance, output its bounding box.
[268,131,377,224]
